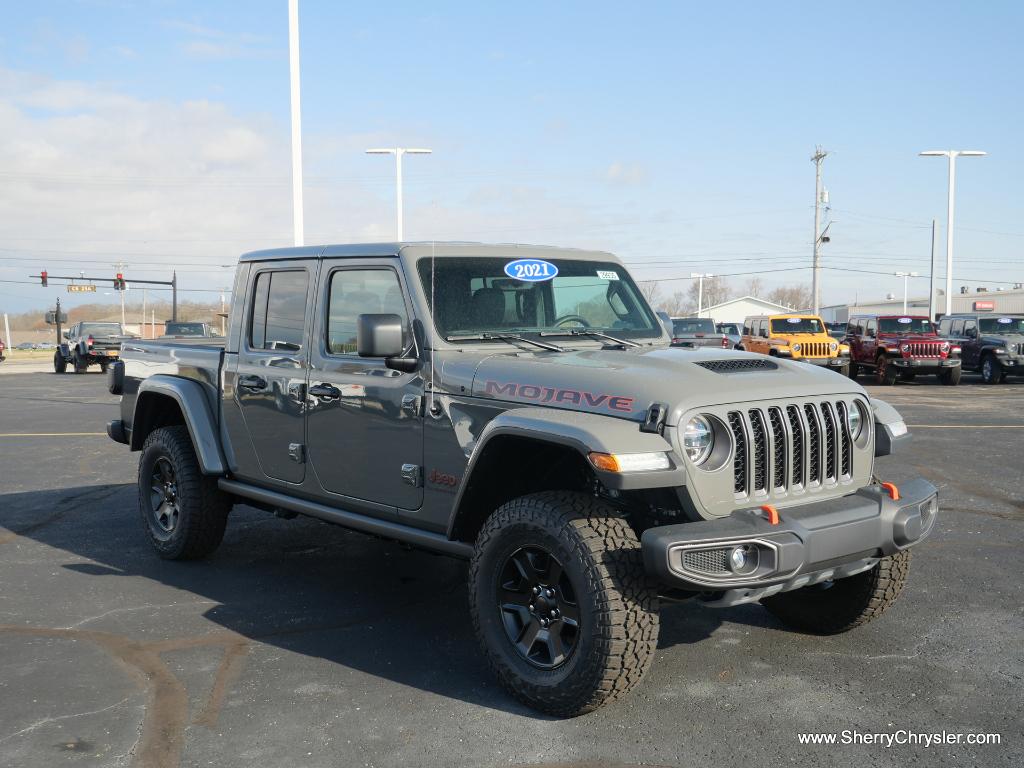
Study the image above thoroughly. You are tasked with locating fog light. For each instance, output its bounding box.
[728,544,758,574]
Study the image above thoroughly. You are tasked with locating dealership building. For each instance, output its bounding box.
[819,286,1024,323]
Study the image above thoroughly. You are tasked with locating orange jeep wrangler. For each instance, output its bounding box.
[741,313,850,376]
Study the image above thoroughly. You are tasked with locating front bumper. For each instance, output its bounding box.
[641,478,937,606]
[798,356,848,368]
[890,357,960,371]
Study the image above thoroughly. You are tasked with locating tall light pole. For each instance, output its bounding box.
[690,273,713,317]
[288,0,304,247]
[365,148,432,241]
[919,150,986,317]
[894,271,919,313]
[811,146,829,315]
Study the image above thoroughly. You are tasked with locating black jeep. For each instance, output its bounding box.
[938,313,1024,384]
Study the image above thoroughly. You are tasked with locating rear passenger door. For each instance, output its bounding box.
[230,262,315,485]
[863,319,878,363]
[305,259,424,514]
[960,318,981,368]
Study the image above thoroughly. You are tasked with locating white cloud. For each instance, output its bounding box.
[605,162,647,186]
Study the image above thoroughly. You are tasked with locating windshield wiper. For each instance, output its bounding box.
[445,332,566,352]
[539,329,641,347]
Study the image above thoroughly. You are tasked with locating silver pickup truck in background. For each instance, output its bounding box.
[106,242,937,716]
[670,317,730,349]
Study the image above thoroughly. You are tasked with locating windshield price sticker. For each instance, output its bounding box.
[596,270,620,280]
[998,317,1012,324]
[787,317,802,324]
[898,317,912,324]
[504,259,558,282]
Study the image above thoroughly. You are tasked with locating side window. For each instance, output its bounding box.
[759,319,768,338]
[865,319,877,337]
[938,317,951,336]
[742,319,751,335]
[950,319,963,336]
[326,268,409,355]
[963,319,976,337]
[249,270,308,352]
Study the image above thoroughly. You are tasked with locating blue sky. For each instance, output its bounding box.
[1,0,1021,314]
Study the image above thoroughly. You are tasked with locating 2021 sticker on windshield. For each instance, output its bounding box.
[504,259,558,282]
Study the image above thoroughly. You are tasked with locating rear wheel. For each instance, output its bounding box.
[99,361,109,374]
[138,425,231,560]
[469,491,659,716]
[762,551,911,634]
[847,362,859,380]
[876,355,898,385]
[53,351,67,374]
[939,366,961,386]
[72,351,88,374]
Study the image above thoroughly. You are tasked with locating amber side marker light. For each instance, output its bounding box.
[881,482,900,501]
[587,451,670,473]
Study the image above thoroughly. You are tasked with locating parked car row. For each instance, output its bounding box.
[717,310,1024,386]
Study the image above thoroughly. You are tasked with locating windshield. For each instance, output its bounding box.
[979,317,1024,334]
[165,323,207,335]
[81,323,123,336]
[771,317,823,334]
[672,318,715,335]
[879,317,935,334]
[417,257,662,342]
[717,323,739,334]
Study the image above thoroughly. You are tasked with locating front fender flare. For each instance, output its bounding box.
[446,407,685,539]
[132,375,226,475]
[871,398,910,457]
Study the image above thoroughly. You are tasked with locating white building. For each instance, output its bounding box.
[698,295,794,323]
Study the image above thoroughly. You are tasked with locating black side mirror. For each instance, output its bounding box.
[965,328,977,338]
[867,329,876,338]
[356,313,417,371]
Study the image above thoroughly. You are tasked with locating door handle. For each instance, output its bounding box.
[238,374,267,391]
[309,383,341,400]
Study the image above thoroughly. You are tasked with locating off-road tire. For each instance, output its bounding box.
[836,363,850,378]
[469,492,659,716]
[53,351,67,374]
[981,354,1005,385]
[138,426,230,560]
[847,362,859,380]
[877,355,898,385]
[73,351,88,374]
[761,550,911,634]
[939,366,961,386]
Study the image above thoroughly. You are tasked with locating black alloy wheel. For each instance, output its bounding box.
[148,457,180,538]
[497,545,580,669]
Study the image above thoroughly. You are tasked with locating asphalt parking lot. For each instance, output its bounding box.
[1,369,1021,768]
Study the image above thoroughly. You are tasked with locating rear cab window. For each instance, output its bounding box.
[249,270,308,352]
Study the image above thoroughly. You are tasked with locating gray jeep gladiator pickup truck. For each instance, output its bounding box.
[108,243,937,716]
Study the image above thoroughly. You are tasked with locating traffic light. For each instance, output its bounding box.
[114,273,125,290]
[40,270,48,287]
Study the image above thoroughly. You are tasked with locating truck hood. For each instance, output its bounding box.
[437,345,865,424]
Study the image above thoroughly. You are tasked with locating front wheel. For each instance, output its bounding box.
[876,356,898,385]
[469,492,659,716]
[54,351,67,374]
[939,366,961,386]
[138,425,231,560]
[847,362,859,380]
[761,550,911,634]
[981,354,1005,385]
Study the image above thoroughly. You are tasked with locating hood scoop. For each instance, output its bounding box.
[695,359,778,373]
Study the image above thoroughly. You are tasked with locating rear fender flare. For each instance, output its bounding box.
[131,375,226,475]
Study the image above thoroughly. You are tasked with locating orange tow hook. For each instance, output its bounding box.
[880,482,900,501]
[759,504,780,526]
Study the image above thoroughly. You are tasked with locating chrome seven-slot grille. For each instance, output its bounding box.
[798,341,832,358]
[729,401,854,497]
[905,341,944,357]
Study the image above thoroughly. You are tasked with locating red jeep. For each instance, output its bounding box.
[845,314,961,385]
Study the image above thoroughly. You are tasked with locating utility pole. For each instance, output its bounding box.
[365,148,432,241]
[113,260,127,326]
[172,271,178,322]
[141,289,148,338]
[894,271,919,313]
[928,219,937,321]
[690,273,713,317]
[811,146,828,315]
[288,0,305,246]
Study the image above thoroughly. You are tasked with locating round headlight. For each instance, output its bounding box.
[846,403,863,439]
[901,343,911,353]
[830,341,838,352]
[941,341,950,353]
[792,343,801,352]
[683,416,714,465]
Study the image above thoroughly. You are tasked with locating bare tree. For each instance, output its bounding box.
[686,276,732,313]
[766,285,813,311]
[637,281,662,307]
[741,277,765,297]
